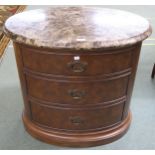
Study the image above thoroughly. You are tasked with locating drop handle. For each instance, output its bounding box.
[68,89,86,100]
[67,60,88,73]
[69,116,85,125]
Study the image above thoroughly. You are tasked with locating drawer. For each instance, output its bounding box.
[21,46,132,76]
[30,101,124,131]
[26,75,128,105]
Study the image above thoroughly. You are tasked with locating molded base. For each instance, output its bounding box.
[22,112,131,147]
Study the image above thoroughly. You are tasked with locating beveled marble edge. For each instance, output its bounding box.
[3,25,152,50]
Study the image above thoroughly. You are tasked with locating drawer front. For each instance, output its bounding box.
[21,47,132,76]
[30,101,124,131]
[26,75,128,105]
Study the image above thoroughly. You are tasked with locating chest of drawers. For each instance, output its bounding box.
[4,7,151,147]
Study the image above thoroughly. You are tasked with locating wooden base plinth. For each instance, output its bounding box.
[22,111,131,147]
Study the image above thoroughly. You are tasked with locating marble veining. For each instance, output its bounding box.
[4,7,152,49]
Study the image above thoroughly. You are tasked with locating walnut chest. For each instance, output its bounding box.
[4,7,152,147]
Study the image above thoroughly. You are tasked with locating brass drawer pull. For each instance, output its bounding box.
[67,60,88,73]
[68,89,86,100]
[69,116,84,125]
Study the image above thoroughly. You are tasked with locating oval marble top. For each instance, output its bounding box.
[4,7,152,49]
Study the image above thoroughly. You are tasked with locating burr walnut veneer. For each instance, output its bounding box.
[4,7,152,147]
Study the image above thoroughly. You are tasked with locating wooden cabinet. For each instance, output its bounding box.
[13,42,141,147]
[4,7,151,147]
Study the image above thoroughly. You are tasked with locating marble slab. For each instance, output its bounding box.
[4,7,152,49]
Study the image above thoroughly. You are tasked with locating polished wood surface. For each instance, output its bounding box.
[13,42,142,147]
[21,46,132,76]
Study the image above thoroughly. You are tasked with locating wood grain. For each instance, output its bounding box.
[13,42,142,147]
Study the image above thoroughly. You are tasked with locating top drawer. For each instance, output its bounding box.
[21,46,133,76]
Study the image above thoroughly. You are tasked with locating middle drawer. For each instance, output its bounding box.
[26,74,129,105]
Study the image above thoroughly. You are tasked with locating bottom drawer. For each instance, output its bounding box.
[30,101,124,131]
